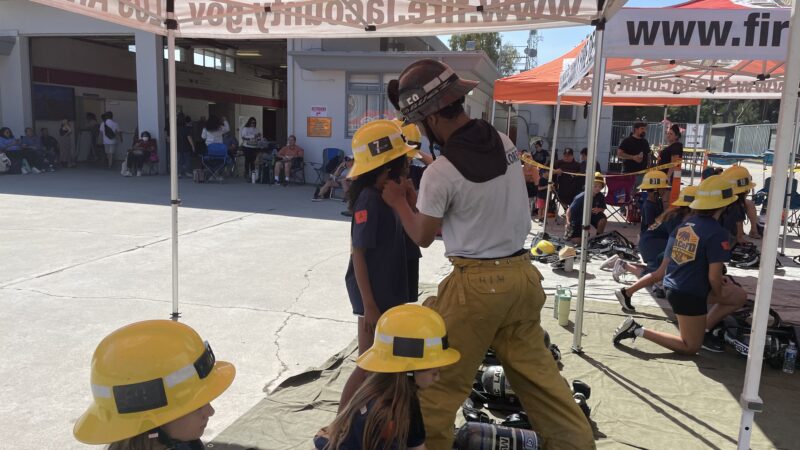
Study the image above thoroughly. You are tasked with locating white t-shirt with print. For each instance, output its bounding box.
[241,126,259,148]
[416,132,531,259]
[100,119,119,145]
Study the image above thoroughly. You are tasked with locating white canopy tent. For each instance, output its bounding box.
[552,1,797,448]
[26,0,627,319]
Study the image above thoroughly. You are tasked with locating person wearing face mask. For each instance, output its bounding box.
[382,59,594,450]
[73,320,235,450]
[125,131,157,177]
[618,122,651,187]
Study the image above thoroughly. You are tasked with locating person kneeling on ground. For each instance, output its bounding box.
[73,320,235,450]
[613,175,748,354]
[315,304,460,450]
[638,170,670,232]
[565,173,607,244]
[313,155,354,201]
[610,186,696,309]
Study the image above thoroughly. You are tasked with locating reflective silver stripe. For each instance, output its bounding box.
[376,333,443,347]
[91,384,112,399]
[164,364,197,388]
[422,68,454,94]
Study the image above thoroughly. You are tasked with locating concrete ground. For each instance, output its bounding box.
[1,161,797,449]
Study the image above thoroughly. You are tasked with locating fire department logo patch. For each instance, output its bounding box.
[355,210,368,224]
[671,225,699,265]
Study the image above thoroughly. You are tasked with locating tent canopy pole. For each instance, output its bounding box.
[690,103,701,185]
[737,0,800,446]
[572,23,607,353]
[166,1,180,320]
[541,96,562,239]
[779,100,800,255]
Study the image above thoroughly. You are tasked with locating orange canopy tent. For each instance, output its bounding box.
[493,41,700,106]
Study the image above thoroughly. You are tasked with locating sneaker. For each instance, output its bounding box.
[21,166,30,175]
[701,330,725,353]
[600,254,620,271]
[311,196,321,202]
[612,259,625,283]
[341,210,353,217]
[136,171,142,177]
[31,167,42,174]
[615,288,636,313]
[123,170,132,177]
[613,316,642,346]
[652,283,666,299]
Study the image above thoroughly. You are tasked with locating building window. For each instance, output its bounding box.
[346,73,399,137]
[193,48,235,73]
[128,45,184,62]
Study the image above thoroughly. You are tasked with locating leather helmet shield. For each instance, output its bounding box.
[397,59,478,124]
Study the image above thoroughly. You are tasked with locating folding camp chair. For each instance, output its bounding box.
[202,143,233,183]
[605,174,637,225]
[755,177,800,236]
[288,157,306,185]
[309,148,345,185]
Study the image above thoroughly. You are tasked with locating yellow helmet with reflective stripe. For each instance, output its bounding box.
[722,165,756,194]
[531,240,556,256]
[689,175,738,210]
[349,120,417,179]
[593,171,605,187]
[392,119,422,159]
[672,185,698,207]
[638,170,670,190]
[73,320,235,445]
[357,304,461,373]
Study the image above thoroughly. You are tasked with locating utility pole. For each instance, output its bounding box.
[524,30,542,70]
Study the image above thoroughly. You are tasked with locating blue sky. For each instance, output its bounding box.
[440,0,683,69]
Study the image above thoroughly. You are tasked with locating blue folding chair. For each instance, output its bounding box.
[202,143,233,183]
[310,148,345,185]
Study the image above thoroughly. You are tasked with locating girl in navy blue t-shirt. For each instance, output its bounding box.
[340,120,421,411]
[614,175,748,355]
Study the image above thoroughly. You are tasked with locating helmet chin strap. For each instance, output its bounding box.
[421,119,441,160]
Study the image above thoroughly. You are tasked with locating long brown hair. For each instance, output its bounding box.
[324,372,417,450]
[652,205,690,228]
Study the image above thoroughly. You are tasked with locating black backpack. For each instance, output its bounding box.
[103,120,116,140]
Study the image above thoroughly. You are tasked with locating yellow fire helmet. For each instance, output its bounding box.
[393,118,423,149]
[672,185,698,207]
[348,119,418,180]
[689,175,739,210]
[593,171,605,187]
[531,240,556,257]
[73,320,235,445]
[357,304,461,373]
[559,246,577,260]
[638,170,670,190]
[722,165,756,195]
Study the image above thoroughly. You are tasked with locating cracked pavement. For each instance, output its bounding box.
[0,170,451,449]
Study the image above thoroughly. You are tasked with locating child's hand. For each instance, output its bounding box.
[382,179,406,209]
[364,305,380,334]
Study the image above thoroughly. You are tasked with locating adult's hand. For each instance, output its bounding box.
[633,153,643,163]
[382,179,407,210]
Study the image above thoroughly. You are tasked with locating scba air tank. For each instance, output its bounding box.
[454,423,539,450]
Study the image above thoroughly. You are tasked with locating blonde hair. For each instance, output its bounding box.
[324,372,417,450]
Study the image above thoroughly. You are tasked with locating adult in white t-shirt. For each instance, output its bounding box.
[200,116,230,147]
[240,117,260,177]
[382,59,595,450]
[99,111,120,169]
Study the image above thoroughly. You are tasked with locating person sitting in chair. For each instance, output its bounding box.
[313,156,353,201]
[275,135,304,186]
[124,131,157,177]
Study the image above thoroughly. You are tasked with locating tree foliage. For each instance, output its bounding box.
[613,100,781,125]
[450,33,520,76]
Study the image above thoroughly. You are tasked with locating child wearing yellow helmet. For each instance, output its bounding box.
[637,170,670,233]
[73,320,235,450]
[315,304,460,450]
[564,174,606,244]
[341,119,422,412]
[612,186,697,312]
[719,165,761,241]
[614,175,748,354]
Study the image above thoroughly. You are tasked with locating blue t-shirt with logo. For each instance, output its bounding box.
[345,187,419,315]
[663,215,731,298]
[719,200,746,244]
[568,191,606,225]
[640,197,664,233]
[638,214,685,267]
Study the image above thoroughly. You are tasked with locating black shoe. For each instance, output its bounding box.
[341,210,353,217]
[615,288,636,313]
[613,316,642,346]
[701,330,725,353]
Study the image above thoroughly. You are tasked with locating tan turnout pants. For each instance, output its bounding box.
[419,253,595,450]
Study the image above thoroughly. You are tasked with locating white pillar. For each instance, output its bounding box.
[0,35,32,135]
[541,97,562,238]
[737,1,800,447]
[134,31,166,172]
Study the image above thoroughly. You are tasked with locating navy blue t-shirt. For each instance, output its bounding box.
[537,176,548,199]
[719,200,745,244]
[640,196,664,233]
[638,214,685,267]
[568,191,606,225]
[313,397,426,450]
[345,187,418,315]
[663,215,732,298]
